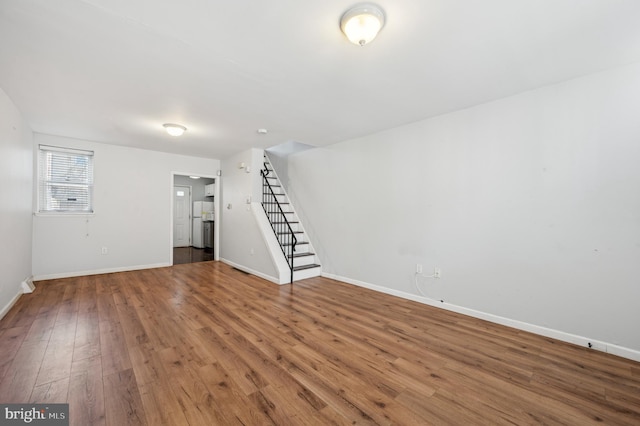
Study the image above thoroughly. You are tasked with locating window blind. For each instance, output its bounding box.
[38,145,94,213]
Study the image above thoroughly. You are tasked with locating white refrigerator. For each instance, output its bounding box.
[192,201,214,248]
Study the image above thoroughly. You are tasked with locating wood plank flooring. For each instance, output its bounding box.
[173,247,214,265]
[1,261,639,425]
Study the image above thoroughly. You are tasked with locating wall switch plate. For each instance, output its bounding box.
[101,247,108,255]
[416,264,423,274]
[434,267,441,278]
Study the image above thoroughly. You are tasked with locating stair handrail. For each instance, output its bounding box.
[261,167,297,283]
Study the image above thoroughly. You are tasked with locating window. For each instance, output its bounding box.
[38,145,94,213]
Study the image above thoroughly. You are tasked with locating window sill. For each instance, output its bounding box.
[34,212,95,217]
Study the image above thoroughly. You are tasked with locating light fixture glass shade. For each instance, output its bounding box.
[340,4,385,46]
[163,123,187,136]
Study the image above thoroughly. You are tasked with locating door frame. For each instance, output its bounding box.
[172,184,192,248]
[170,172,221,264]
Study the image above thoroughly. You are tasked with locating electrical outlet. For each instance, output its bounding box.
[101,247,108,255]
[416,264,423,274]
[434,267,441,278]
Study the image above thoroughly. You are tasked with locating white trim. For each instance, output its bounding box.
[606,343,640,362]
[322,272,640,363]
[0,277,37,321]
[21,276,35,293]
[0,290,23,321]
[219,258,281,285]
[38,144,93,156]
[251,202,291,284]
[34,212,95,217]
[33,263,171,281]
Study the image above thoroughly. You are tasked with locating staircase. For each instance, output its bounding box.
[261,154,321,283]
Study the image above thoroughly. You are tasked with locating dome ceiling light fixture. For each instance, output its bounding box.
[163,123,187,136]
[340,3,386,46]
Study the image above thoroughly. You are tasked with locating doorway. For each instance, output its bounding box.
[171,174,220,265]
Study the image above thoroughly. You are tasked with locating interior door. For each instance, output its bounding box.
[173,185,191,247]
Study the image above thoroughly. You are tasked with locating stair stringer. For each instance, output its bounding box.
[252,202,295,285]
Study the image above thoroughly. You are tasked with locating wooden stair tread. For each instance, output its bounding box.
[288,252,315,258]
[293,264,321,272]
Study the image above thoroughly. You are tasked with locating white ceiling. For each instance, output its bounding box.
[1,0,640,160]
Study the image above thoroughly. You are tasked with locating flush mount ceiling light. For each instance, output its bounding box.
[340,3,385,46]
[163,123,187,136]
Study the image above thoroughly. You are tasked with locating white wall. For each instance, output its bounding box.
[287,62,640,357]
[266,141,316,193]
[220,148,278,281]
[174,175,216,203]
[32,133,219,279]
[0,88,33,317]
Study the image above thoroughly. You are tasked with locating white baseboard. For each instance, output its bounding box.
[251,203,290,284]
[219,258,282,285]
[32,263,172,281]
[0,291,22,321]
[322,272,640,363]
[0,276,35,321]
[21,276,35,293]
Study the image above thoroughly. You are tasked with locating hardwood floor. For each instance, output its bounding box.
[1,262,639,425]
[173,247,214,265]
